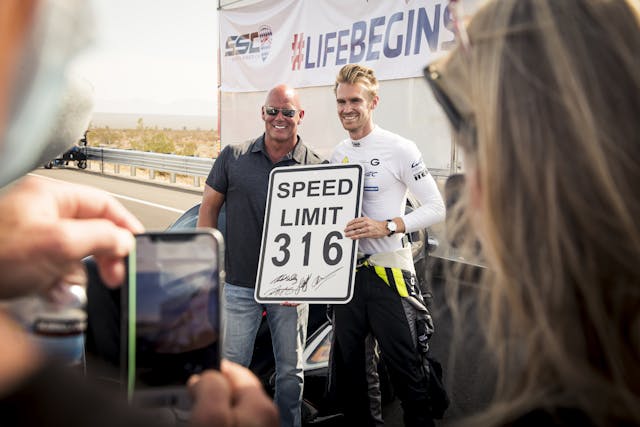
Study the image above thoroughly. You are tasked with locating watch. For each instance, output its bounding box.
[385,219,397,237]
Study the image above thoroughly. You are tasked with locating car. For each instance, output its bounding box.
[165,199,437,425]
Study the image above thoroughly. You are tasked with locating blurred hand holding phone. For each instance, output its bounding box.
[122,229,224,409]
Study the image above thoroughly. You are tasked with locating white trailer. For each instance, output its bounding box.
[217,0,480,263]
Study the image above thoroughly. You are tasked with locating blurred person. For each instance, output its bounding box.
[197,84,324,427]
[328,63,446,427]
[425,0,640,425]
[0,0,278,426]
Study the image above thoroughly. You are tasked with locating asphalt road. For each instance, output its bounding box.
[30,167,203,230]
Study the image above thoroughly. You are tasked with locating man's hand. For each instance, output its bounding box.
[344,216,404,240]
[188,360,279,427]
[0,176,144,298]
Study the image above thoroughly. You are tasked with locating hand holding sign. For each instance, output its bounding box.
[255,164,363,304]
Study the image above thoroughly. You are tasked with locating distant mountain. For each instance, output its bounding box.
[91,112,217,130]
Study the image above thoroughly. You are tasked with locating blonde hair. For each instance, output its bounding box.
[334,63,379,99]
[436,0,640,424]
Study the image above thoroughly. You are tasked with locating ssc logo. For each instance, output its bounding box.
[370,158,380,166]
[259,25,273,62]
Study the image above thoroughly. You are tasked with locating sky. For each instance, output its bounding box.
[73,0,219,117]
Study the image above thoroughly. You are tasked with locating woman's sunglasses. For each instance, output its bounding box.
[423,0,471,132]
[424,64,464,132]
[424,63,477,150]
[264,106,298,118]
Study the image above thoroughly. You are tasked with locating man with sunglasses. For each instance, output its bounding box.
[328,64,445,427]
[198,84,323,427]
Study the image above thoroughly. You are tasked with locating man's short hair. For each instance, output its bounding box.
[334,64,379,99]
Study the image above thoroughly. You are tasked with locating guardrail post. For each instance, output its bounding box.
[170,173,176,183]
[150,169,155,180]
[193,176,200,187]
[114,164,120,174]
[131,167,136,177]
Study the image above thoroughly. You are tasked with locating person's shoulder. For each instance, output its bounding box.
[328,139,350,163]
[220,137,261,158]
[330,138,351,154]
[298,140,325,165]
[335,138,351,148]
[228,137,259,152]
[374,127,419,163]
[304,147,325,165]
[376,126,416,149]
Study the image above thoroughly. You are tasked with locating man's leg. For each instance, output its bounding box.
[266,303,308,427]
[365,333,384,426]
[222,283,263,366]
[366,269,435,427]
[330,271,377,426]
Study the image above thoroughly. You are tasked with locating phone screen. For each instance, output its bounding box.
[123,230,223,406]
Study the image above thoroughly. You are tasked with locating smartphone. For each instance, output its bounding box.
[121,229,224,408]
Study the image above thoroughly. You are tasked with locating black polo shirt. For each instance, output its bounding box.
[206,134,324,288]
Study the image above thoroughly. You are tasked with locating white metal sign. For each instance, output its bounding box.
[255,164,363,303]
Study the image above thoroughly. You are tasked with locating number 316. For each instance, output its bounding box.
[271,231,343,267]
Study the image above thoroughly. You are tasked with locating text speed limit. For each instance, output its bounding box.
[255,164,363,303]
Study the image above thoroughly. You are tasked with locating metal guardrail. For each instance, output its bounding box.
[86,147,214,187]
[84,147,450,188]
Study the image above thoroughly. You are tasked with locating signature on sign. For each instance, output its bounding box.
[265,267,344,297]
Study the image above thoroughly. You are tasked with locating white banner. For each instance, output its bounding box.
[220,0,457,92]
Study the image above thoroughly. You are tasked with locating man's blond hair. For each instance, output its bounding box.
[334,64,379,99]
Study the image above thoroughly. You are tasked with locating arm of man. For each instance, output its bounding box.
[397,143,445,233]
[343,146,445,240]
[401,171,446,233]
[197,184,225,228]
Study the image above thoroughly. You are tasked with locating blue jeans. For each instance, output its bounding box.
[223,283,308,427]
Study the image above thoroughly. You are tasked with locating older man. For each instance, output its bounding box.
[198,84,324,427]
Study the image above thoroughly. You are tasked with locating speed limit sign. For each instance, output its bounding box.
[255,164,363,303]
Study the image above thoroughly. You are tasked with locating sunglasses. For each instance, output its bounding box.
[424,64,464,132]
[424,63,477,150]
[264,106,298,118]
[422,0,472,132]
